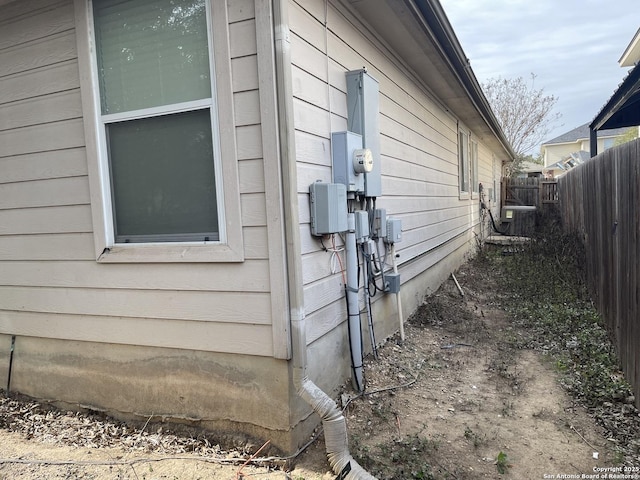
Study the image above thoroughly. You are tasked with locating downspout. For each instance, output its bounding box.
[271,1,376,478]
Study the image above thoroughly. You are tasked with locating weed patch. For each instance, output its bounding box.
[352,433,438,480]
[495,451,511,474]
[491,212,640,465]
[463,426,486,449]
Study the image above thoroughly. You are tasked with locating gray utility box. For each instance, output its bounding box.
[385,272,401,294]
[346,69,381,197]
[386,218,402,244]
[501,205,537,236]
[309,182,348,236]
[354,210,369,242]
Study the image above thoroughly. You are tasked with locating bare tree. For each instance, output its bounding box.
[482,74,561,157]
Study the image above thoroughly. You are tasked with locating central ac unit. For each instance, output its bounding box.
[500,205,537,236]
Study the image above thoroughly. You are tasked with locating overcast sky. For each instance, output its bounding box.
[439,0,638,152]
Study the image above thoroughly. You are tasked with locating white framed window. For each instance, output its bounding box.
[458,130,469,195]
[470,139,479,196]
[75,0,244,262]
[492,155,498,202]
[94,0,220,244]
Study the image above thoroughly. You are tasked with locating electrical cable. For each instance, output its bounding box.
[370,242,387,293]
[360,239,386,295]
[487,207,509,235]
[320,235,347,285]
[360,243,378,360]
[366,293,378,359]
[345,283,363,394]
[330,235,347,285]
[479,185,509,235]
[377,240,388,282]
[360,245,377,297]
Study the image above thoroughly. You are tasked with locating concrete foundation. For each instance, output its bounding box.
[5,336,303,453]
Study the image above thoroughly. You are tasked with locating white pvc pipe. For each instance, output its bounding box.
[390,243,405,342]
[346,213,364,392]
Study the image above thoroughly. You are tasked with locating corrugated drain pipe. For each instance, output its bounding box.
[272,1,376,478]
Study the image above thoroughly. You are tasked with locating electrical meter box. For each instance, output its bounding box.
[309,182,348,236]
[386,218,402,244]
[346,69,381,197]
[332,131,364,193]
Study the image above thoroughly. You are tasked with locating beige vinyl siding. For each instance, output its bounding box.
[290,0,502,344]
[477,142,499,213]
[0,0,288,358]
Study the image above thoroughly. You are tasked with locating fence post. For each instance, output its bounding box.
[538,181,543,210]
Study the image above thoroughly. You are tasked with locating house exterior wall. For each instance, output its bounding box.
[543,142,581,166]
[0,0,291,355]
[0,0,301,451]
[289,0,504,397]
[0,0,508,454]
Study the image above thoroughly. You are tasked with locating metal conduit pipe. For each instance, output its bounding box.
[272,1,376,478]
[346,213,364,392]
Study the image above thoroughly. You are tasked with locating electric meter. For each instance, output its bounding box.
[353,148,373,174]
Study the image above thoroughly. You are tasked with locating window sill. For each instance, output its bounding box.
[97,242,245,263]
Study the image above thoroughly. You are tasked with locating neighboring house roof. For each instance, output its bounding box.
[542,123,628,146]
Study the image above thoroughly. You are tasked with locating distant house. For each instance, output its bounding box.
[540,123,629,174]
[0,0,514,465]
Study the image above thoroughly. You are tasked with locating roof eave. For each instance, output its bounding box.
[343,0,516,162]
[411,0,516,160]
[591,62,640,131]
[618,27,640,67]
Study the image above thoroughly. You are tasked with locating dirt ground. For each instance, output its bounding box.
[0,256,634,479]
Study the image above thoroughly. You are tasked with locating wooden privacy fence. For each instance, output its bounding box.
[502,177,558,209]
[558,138,640,406]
